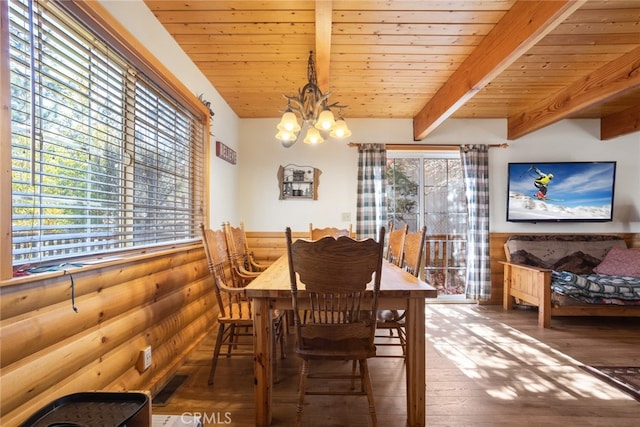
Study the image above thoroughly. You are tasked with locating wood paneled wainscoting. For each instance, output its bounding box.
[246,231,640,307]
[0,244,213,426]
[4,232,635,424]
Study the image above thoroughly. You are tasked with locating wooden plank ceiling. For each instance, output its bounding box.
[145,0,640,140]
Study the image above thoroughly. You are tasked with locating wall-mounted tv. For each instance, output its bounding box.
[506,162,616,222]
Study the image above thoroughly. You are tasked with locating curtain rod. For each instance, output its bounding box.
[347,143,508,151]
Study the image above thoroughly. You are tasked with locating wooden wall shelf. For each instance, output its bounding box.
[278,164,320,200]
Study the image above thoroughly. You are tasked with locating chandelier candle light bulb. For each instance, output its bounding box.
[275,130,295,142]
[330,118,352,138]
[315,108,336,130]
[303,127,324,144]
[277,110,301,133]
[275,51,350,147]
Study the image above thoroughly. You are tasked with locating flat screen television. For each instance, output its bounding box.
[506,161,616,222]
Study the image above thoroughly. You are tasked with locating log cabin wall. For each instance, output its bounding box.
[246,231,640,306]
[3,230,635,424]
[0,244,212,426]
[0,2,215,422]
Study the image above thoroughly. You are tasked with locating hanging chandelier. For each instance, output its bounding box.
[276,51,351,148]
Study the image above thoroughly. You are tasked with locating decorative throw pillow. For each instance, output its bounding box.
[552,251,602,275]
[593,247,640,277]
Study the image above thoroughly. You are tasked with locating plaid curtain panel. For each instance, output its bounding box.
[460,145,491,301]
[356,144,387,239]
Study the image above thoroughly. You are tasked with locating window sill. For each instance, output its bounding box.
[1,241,203,288]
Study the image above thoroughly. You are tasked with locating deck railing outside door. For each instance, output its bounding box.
[423,233,466,295]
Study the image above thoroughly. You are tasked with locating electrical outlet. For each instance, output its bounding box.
[136,346,152,373]
[341,212,351,222]
[143,346,152,369]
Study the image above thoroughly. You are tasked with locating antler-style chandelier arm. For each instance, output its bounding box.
[283,90,331,123]
[276,50,351,146]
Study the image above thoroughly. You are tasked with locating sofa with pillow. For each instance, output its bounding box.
[502,235,640,328]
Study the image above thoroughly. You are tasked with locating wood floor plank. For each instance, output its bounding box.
[153,304,640,426]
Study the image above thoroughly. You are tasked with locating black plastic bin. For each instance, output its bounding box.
[22,391,150,427]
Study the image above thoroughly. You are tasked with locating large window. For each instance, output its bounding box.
[7,0,205,268]
[387,153,467,295]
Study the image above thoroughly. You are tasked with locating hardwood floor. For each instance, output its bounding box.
[152,304,640,426]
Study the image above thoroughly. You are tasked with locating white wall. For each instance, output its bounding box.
[491,120,640,233]
[240,117,640,233]
[238,118,424,232]
[102,0,640,234]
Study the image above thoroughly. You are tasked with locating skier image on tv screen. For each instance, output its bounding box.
[531,165,554,200]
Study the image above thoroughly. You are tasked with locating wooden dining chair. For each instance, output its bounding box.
[402,225,427,277]
[200,224,286,386]
[286,226,385,427]
[223,222,266,287]
[377,225,426,357]
[385,222,408,267]
[308,223,352,239]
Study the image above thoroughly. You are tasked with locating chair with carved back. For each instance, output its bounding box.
[223,222,266,287]
[200,224,286,386]
[224,222,291,335]
[376,225,426,357]
[305,223,354,323]
[385,222,408,267]
[286,226,385,427]
[238,221,269,271]
[308,223,352,240]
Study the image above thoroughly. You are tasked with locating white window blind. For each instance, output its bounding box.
[8,0,205,267]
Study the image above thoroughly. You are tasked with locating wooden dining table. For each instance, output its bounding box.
[245,254,438,427]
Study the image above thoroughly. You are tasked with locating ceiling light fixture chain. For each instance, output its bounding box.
[276,51,351,148]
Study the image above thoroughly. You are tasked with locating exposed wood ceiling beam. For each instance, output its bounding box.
[508,45,640,140]
[601,104,640,141]
[315,0,332,93]
[412,0,585,141]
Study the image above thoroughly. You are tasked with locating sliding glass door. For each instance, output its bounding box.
[387,153,467,296]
